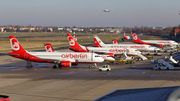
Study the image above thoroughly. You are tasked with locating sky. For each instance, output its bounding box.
[0,0,180,27]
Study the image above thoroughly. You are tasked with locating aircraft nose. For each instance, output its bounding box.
[104,57,115,61]
[109,57,115,61]
[155,48,160,51]
[137,51,141,54]
[99,58,104,62]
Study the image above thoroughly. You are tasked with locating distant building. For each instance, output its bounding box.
[46,27,53,32]
[106,28,122,33]
[150,27,166,30]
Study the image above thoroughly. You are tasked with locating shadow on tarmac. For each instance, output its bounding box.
[94,86,180,101]
[128,67,180,71]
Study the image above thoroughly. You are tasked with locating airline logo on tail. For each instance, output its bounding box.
[112,39,119,44]
[133,35,137,40]
[94,40,100,44]
[69,38,75,46]
[132,33,140,43]
[93,37,102,47]
[67,33,79,48]
[44,43,54,52]
[46,46,53,52]
[10,38,20,51]
[67,33,88,52]
[9,36,26,54]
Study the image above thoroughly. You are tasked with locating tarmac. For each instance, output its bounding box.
[1,48,180,101]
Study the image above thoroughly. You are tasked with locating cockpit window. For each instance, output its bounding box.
[95,55,100,57]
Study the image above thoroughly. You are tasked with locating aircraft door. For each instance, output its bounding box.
[90,53,93,61]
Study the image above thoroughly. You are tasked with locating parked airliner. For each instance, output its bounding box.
[132,33,178,48]
[93,35,160,52]
[43,43,115,61]
[67,33,144,58]
[8,36,104,69]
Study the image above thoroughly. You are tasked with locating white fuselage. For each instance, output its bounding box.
[28,52,104,63]
[142,40,178,48]
[99,54,115,61]
[100,44,160,52]
[87,47,141,56]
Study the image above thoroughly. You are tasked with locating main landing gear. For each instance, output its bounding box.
[53,64,62,69]
[26,61,33,68]
[89,63,98,69]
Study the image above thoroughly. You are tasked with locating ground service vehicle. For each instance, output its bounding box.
[99,65,111,71]
[152,59,174,70]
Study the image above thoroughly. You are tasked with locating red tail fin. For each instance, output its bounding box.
[112,39,119,44]
[9,36,26,53]
[67,33,88,52]
[132,33,142,43]
[44,43,55,52]
[93,37,102,47]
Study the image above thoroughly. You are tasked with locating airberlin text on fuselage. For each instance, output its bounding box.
[61,53,87,59]
[130,45,145,48]
[109,49,129,52]
[111,45,145,48]
[158,41,170,43]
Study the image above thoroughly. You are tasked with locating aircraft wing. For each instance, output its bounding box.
[2,52,20,56]
[0,53,9,56]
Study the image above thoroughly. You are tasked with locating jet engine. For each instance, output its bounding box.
[61,61,71,67]
[72,63,78,66]
[106,53,114,57]
[158,44,163,48]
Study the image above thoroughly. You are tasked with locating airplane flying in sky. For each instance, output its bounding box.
[103,9,110,12]
[8,36,104,69]
[131,33,178,48]
[93,35,160,52]
[67,33,143,58]
[43,43,115,61]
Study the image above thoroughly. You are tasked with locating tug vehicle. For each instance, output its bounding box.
[99,65,111,71]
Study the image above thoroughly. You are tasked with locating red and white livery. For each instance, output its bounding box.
[132,33,178,48]
[112,39,119,44]
[93,34,160,52]
[44,43,115,61]
[8,36,104,69]
[67,33,142,57]
[122,31,131,41]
